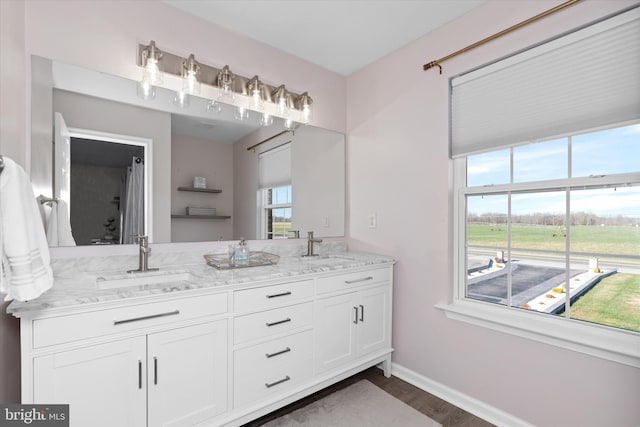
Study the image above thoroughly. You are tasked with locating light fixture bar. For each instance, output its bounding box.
[136,42,309,112]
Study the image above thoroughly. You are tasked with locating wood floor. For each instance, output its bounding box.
[243,367,495,427]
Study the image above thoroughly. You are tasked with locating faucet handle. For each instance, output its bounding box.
[134,235,148,246]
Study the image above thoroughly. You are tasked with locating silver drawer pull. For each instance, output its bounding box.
[138,360,143,389]
[266,347,291,358]
[265,375,291,388]
[359,304,365,322]
[113,310,180,325]
[266,291,292,299]
[344,276,373,284]
[153,357,158,385]
[265,317,291,327]
[353,306,358,324]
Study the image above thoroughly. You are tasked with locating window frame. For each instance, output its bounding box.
[443,137,640,368]
[259,185,292,240]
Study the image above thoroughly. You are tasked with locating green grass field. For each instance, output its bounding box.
[567,273,640,332]
[468,223,640,331]
[468,224,640,255]
[271,222,292,238]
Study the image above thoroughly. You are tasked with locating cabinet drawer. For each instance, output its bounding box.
[234,280,313,313]
[234,302,312,345]
[33,293,228,348]
[234,330,313,408]
[316,267,391,295]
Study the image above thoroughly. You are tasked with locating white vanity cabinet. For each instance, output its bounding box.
[33,337,147,427]
[22,293,229,427]
[146,320,228,427]
[17,258,394,427]
[314,268,393,375]
[231,280,315,409]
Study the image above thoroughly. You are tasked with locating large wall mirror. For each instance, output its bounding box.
[30,55,345,246]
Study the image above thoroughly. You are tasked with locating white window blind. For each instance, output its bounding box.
[450,7,640,158]
[258,143,291,189]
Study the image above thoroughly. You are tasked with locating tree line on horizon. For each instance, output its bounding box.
[468,212,640,227]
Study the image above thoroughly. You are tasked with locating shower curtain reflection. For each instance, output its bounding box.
[121,157,144,244]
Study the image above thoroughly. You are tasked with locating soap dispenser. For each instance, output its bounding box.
[235,238,250,266]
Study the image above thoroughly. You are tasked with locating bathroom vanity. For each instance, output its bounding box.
[10,247,394,427]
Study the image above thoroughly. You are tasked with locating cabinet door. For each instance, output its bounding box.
[147,320,228,427]
[314,293,357,373]
[357,285,391,355]
[33,337,146,427]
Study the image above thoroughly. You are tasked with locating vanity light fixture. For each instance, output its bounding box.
[136,41,314,124]
[234,106,249,121]
[247,75,264,111]
[140,40,164,86]
[173,90,190,109]
[181,54,201,95]
[272,85,289,117]
[283,117,295,131]
[217,65,235,103]
[136,80,156,101]
[205,99,222,114]
[296,92,313,124]
[260,113,274,127]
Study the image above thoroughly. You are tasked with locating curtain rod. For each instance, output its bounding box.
[423,0,582,73]
[246,129,293,152]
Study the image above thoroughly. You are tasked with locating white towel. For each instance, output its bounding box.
[0,157,54,301]
[46,199,76,247]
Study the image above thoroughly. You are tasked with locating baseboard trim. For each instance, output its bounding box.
[390,363,534,427]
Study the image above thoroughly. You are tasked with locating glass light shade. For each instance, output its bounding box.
[205,99,222,114]
[272,85,289,117]
[260,113,273,126]
[297,92,313,124]
[235,106,249,121]
[217,65,235,103]
[173,91,190,109]
[136,80,156,101]
[183,73,201,95]
[247,76,264,111]
[181,54,201,95]
[283,118,295,131]
[302,104,312,124]
[141,41,163,85]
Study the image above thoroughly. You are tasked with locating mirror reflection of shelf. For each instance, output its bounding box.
[177,187,222,193]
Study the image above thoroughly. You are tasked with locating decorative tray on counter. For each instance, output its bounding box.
[204,251,280,270]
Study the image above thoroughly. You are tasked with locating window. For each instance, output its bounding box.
[463,124,640,331]
[445,8,640,367]
[261,185,292,239]
[257,141,292,239]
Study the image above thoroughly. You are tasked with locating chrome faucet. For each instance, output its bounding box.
[128,235,158,273]
[303,231,323,257]
[288,230,300,239]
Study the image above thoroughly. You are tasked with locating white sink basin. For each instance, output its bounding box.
[95,270,192,290]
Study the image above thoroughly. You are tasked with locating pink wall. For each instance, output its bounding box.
[346,1,640,426]
[0,0,26,166]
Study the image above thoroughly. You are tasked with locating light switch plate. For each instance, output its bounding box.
[368,213,377,228]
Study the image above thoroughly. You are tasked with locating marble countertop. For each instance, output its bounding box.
[8,247,394,316]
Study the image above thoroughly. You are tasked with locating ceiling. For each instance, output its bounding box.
[161,0,487,75]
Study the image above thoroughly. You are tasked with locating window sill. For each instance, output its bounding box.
[436,300,640,368]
